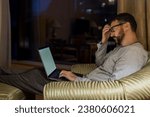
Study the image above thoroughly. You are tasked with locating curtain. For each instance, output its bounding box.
[146,0,150,50]
[117,0,150,50]
[0,0,11,68]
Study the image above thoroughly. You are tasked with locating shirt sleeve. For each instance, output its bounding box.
[95,42,108,66]
[75,76,91,81]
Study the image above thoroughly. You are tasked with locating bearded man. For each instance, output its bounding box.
[0,13,148,95]
[60,13,148,81]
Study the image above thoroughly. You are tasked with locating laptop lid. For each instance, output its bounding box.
[38,47,56,76]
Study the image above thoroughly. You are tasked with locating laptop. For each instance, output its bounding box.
[38,47,68,81]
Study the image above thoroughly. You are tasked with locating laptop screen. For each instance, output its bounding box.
[38,47,56,76]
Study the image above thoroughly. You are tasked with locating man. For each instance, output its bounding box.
[0,13,148,94]
[59,13,148,81]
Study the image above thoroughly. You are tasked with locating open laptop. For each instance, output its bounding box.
[38,47,68,81]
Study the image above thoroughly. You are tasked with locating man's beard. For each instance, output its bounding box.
[113,30,125,45]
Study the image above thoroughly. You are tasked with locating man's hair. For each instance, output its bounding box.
[110,13,137,32]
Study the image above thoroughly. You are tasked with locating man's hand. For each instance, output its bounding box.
[59,70,77,81]
[101,24,111,44]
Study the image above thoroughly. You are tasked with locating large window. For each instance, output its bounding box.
[74,0,117,25]
[72,0,117,42]
[9,0,117,61]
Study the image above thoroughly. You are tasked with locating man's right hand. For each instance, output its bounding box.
[59,70,77,81]
[101,24,111,44]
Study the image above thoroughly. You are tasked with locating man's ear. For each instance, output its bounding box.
[123,22,130,32]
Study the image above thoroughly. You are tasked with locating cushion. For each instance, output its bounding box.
[0,83,25,100]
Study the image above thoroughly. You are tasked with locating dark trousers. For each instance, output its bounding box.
[0,68,50,95]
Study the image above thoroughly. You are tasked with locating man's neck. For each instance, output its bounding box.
[121,32,138,46]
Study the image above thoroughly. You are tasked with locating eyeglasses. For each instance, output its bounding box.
[109,22,126,32]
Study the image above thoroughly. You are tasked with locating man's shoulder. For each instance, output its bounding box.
[122,43,146,51]
[118,43,148,57]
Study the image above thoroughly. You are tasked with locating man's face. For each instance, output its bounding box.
[110,20,125,45]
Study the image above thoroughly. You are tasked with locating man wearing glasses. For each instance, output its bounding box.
[0,13,148,95]
[60,13,148,81]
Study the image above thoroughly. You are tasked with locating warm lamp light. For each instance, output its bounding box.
[51,20,61,28]
[90,21,97,28]
[50,19,61,39]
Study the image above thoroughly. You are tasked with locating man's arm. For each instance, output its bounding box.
[61,46,148,82]
[95,42,107,66]
[59,55,146,81]
[95,24,111,66]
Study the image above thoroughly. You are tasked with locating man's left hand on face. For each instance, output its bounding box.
[59,70,77,81]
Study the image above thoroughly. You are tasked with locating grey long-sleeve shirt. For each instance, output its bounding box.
[75,42,148,81]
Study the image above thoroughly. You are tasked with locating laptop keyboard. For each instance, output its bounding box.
[50,69,61,78]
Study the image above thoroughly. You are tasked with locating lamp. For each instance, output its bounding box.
[90,21,97,28]
[90,20,98,36]
[108,0,115,5]
[50,19,61,39]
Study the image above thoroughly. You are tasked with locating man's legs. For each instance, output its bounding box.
[0,68,50,95]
